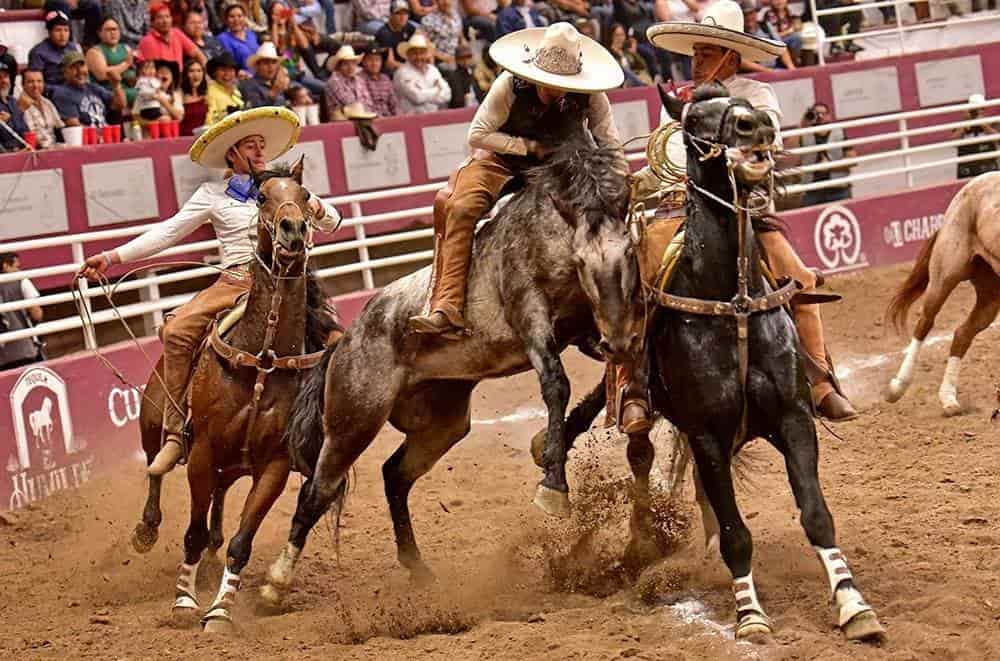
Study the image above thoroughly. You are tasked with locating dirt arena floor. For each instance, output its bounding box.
[2,262,999,660]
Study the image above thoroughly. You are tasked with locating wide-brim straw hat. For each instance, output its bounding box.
[397,33,435,59]
[247,41,281,69]
[329,45,363,69]
[489,23,623,93]
[189,106,300,169]
[343,101,377,120]
[646,0,785,62]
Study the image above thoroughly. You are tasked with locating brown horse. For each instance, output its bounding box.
[886,172,1000,415]
[129,158,338,633]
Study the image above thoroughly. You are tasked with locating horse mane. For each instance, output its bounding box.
[522,132,629,232]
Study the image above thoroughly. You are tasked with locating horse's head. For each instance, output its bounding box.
[550,186,643,363]
[253,156,311,273]
[660,82,776,189]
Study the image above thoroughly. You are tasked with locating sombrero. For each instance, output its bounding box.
[646,0,785,62]
[246,41,281,69]
[489,23,624,94]
[189,106,300,169]
[328,45,363,70]
[397,33,435,59]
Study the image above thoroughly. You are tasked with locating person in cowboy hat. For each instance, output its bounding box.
[324,45,378,121]
[393,33,451,115]
[77,107,342,475]
[629,0,857,422]
[205,51,244,125]
[407,22,625,336]
[240,41,291,108]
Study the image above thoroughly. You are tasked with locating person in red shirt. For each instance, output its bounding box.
[137,1,206,73]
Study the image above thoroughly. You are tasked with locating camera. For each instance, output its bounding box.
[804,109,816,123]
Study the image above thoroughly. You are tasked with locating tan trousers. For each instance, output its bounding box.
[430,155,513,327]
[161,273,251,439]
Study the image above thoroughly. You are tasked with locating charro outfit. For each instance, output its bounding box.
[620,0,856,422]
[109,108,340,474]
[407,24,625,334]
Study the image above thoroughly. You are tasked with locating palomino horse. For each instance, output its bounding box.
[129,158,340,632]
[257,129,644,605]
[886,171,1000,415]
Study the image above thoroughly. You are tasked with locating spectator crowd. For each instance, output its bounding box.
[0,0,994,150]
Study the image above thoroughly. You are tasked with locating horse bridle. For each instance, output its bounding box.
[209,189,328,468]
[645,96,800,448]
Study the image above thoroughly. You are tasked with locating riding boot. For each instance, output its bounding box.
[148,274,251,476]
[796,303,858,422]
[408,156,513,336]
[610,359,652,435]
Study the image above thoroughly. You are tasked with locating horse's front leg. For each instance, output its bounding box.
[526,337,572,518]
[202,456,290,633]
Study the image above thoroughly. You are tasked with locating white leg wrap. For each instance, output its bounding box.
[815,546,853,593]
[733,572,771,635]
[816,547,874,627]
[834,584,874,628]
[938,355,961,411]
[174,561,200,609]
[205,567,241,620]
[889,338,923,397]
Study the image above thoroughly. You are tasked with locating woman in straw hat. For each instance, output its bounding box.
[407,22,625,338]
[77,107,341,475]
[632,0,857,421]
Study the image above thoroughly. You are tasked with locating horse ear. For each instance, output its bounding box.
[290,155,305,185]
[658,83,686,122]
[549,194,576,228]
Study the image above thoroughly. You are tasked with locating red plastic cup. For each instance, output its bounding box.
[111,124,122,143]
[148,122,161,139]
[23,131,37,149]
[84,126,97,145]
[101,125,115,144]
[171,119,181,138]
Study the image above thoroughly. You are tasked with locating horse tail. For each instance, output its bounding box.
[887,230,938,334]
[286,345,335,477]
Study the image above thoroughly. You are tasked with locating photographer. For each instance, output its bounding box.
[953,93,999,180]
[0,252,45,371]
[798,102,856,207]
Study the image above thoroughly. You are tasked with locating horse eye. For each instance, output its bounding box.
[257,194,267,205]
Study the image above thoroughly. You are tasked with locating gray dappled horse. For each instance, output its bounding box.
[258,128,644,604]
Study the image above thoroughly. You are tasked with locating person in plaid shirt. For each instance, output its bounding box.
[360,46,397,116]
[421,0,463,70]
[324,45,376,120]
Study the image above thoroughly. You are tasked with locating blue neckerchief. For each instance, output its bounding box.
[225,174,259,203]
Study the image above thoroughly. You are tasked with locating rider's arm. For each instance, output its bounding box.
[307,193,342,233]
[586,91,628,170]
[467,72,532,156]
[113,183,217,264]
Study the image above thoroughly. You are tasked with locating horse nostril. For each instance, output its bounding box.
[280,219,295,234]
[736,118,755,136]
[598,339,613,356]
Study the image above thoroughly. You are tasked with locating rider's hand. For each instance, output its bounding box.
[77,252,115,281]
[526,139,550,159]
[308,195,324,219]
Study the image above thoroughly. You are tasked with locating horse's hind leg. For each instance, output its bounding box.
[623,430,662,577]
[888,245,969,402]
[207,475,240,555]
[769,407,885,642]
[202,457,290,633]
[383,380,474,582]
[689,433,772,641]
[132,410,166,554]
[939,263,1000,415]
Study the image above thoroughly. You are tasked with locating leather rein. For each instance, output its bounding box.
[645,105,800,445]
[207,197,326,468]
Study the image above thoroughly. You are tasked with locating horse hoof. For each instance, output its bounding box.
[885,379,908,403]
[533,484,571,519]
[202,611,236,634]
[843,610,886,643]
[130,523,158,554]
[623,537,661,579]
[409,564,436,587]
[735,613,773,643]
[170,604,200,628]
[259,584,284,608]
[942,402,963,417]
[530,429,546,469]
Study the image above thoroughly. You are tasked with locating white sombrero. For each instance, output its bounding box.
[646,0,785,62]
[189,106,300,169]
[246,41,280,69]
[489,23,624,94]
[328,45,363,70]
[398,33,435,59]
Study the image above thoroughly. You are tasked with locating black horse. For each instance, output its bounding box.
[556,84,886,643]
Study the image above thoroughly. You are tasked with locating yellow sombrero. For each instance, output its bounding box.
[189,106,301,169]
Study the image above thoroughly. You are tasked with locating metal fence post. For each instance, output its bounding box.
[70,242,98,350]
[351,201,376,290]
[894,0,906,54]
[811,0,825,66]
[898,118,914,189]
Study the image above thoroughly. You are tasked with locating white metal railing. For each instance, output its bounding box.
[809,0,1000,65]
[1,100,996,352]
